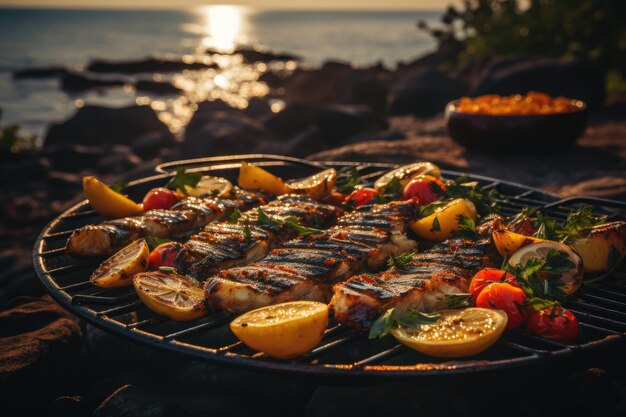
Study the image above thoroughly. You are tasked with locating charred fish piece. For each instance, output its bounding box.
[330,238,496,331]
[66,188,266,257]
[204,200,420,314]
[174,195,343,277]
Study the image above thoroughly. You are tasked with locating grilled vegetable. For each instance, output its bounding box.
[410,198,477,241]
[492,228,547,257]
[347,188,379,207]
[238,162,287,195]
[402,175,446,205]
[148,242,183,270]
[525,305,579,343]
[570,221,626,272]
[230,301,329,359]
[390,308,507,358]
[83,176,143,218]
[90,239,149,288]
[142,187,179,211]
[475,282,529,330]
[183,176,233,198]
[133,272,207,321]
[374,162,441,194]
[469,268,519,303]
[286,168,337,200]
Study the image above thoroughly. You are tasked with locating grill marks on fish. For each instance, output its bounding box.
[330,238,496,330]
[204,200,421,314]
[174,195,343,277]
[66,189,266,257]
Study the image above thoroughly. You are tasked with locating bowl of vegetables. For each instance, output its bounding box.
[445,92,588,153]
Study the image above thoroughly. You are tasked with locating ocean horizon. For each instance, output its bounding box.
[0,7,442,137]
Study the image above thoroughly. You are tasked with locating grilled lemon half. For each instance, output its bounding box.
[286,168,337,200]
[90,239,149,288]
[391,308,507,358]
[230,301,329,359]
[133,272,207,321]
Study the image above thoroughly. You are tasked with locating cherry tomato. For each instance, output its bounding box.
[143,187,179,211]
[148,242,183,270]
[402,175,446,205]
[469,268,519,303]
[526,306,579,343]
[325,191,349,206]
[510,219,538,236]
[348,188,379,208]
[475,282,529,330]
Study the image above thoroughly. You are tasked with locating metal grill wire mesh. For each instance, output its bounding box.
[33,155,626,378]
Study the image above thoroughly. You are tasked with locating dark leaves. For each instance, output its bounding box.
[387,252,416,270]
[145,236,172,251]
[368,308,442,339]
[445,293,472,308]
[429,216,441,232]
[228,208,242,223]
[335,167,362,194]
[166,167,202,193]
[454,214,477,238]
[557,205,607,242]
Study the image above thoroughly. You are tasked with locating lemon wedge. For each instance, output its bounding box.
[410,198,477,241]
[83,176,143,218]
[133,272,207,321]
[374,162,441,194]
[508,242,584,295]
[286,168,337,200]
[238,162,287,195]
[90,239,149,288]
[230,301,329,359]
[391,308,507,358]
[183,175,233,198]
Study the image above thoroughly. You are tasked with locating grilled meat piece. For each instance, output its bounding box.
[66,189,266,257]
[175,195,343,277]
[205,200,420,314]
[330,238,496,330]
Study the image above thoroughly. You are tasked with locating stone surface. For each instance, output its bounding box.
[61,72,125,92]
[86,57,216,74]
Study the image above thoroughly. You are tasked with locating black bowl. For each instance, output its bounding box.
[444,99,588,153]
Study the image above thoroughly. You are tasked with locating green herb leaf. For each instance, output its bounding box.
[368,309,393,339]
[508,206,537,226]
[335,167,362,194]
[508,249,573,302]
[158,266,178,274]
[445,293,472,308]
[166,167,202,193]
[145,236,172,251]
[454,214,477,238]
[435,176,503,215]
[109,181,128,193]
[283,216,323,236]
[242,224,251,240]
[256,209,322,236]
[557,205,607,242]
[532,212,558,240]
[394,310,441,329]
[419,199,451,217]
[256,208,281,231]
[430,216,441,232]
[387,252,416,270]
[229,208,242,223]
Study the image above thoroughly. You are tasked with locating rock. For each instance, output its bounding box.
[13,66,69,79]
[61,72,125,92]
[135,80,183,95]
[130,131,177,159]
[87,57,216,74]
[388,68,467,116]
[93,384,174,417]
[96,146,144,174]
[470,57,605,108]
[183,110,277,157]
[244,97,272,118]
[0,297,83,416]
[41,144,105,172]
[231,47,300,63]
[264,102,388,147]
[44,105,174,147]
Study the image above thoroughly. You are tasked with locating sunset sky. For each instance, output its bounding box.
[0,0,446,10]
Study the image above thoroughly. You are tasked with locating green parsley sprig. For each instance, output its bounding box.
[368,308,441,339]
[166,167,202,194]
[335,167,362,194]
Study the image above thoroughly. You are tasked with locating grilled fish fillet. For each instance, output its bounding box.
[175,195,343,277]
[204,200,420,314]
[66,189,265,257]
[330,238,496,330]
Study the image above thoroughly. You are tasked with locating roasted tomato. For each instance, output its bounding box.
[469,268,519,303]
[148,242,183,270]
[475,282,529,330]
[402,175,446,205]
[525,306,579,343]
[143,187,179,211]
[348,188,379,208]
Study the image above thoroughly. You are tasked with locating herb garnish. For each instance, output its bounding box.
[166,167,202,193]
[454,214,477,238]
[368,308,441,339]
[430,217,441,232]
[256,208,322,236]
[387,252,416,270]
[432,175,503,215]
[158,266,178,274]
[557,205,607,242]
[145,236,172,251]
[241,224,252,240]
[228,208,242,223]
[335,167,362,194]
[445,293,472,309]
[109,181,128,193]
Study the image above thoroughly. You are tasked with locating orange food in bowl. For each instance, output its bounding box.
[454,92,582,115]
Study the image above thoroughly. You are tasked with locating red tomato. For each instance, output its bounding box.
[143,187,179,211]
[325,191,349,206]
[148,242,183,270]
[348,188,379,207]
[510,219,538,236]
[475,282,529,330]
[402,175,446,205]
[469,268,519,303]
[526,306,579,343]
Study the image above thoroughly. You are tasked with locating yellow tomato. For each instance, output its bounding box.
[83,176,143,218]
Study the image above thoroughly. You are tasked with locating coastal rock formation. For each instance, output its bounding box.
[134,80,183,95]
[44,105,175,147]
[206,47,300,63]
[61,72,126,92]
[13,66,69,79]
[86,57,217,74]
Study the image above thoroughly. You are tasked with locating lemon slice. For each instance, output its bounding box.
[374,162,441,194]
[508,242,584,295]
[410,198,477,241]
[230,301,329,359]
[90,239,150,288]
[238,161,287,195]
[133,272,207,321]
[391,308,507,358]
[184,175,233,198]
[83,176,143,218]
[286,168,337,200]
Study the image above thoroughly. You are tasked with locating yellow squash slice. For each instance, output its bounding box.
[83,176,143,218]
[238,162,287,195]
[410,198,477,241]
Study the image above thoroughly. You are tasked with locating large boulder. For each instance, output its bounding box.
[388,68,467,116]
[470,57,605,108]
[86,57,216,74]
[13,66,69,79]
[134,80,183,96]
[206,47,300,63]
[44,105,175,148]
[61,73,125,92]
